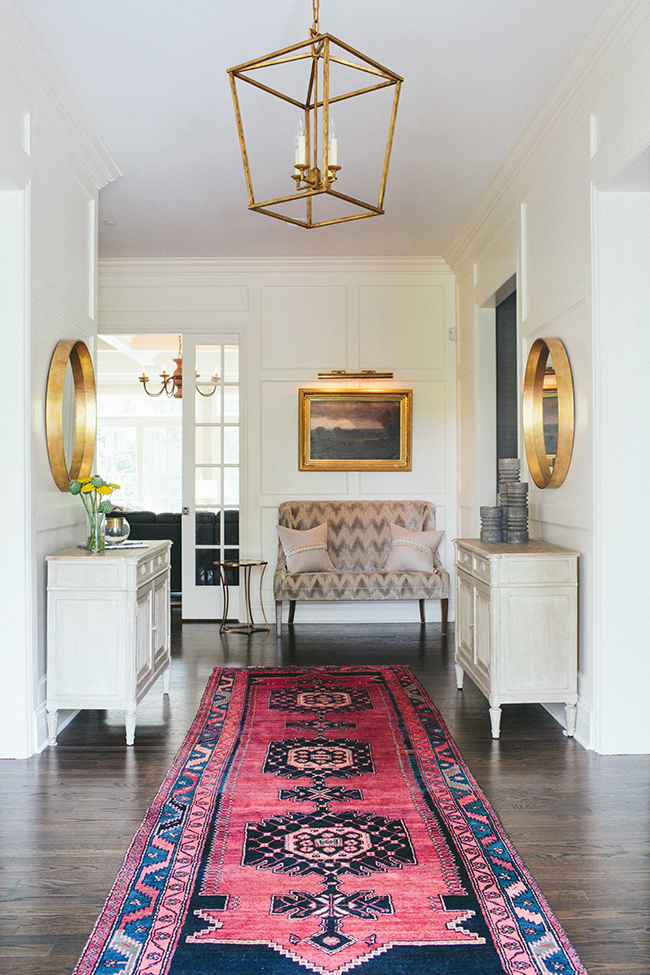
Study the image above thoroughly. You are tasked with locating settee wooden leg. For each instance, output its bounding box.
[275,600,282,635]
[441,598,448,636]
[288,600,296,625]
[419,599,425,624]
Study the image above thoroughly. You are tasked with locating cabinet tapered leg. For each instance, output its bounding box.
[565,703,577,737]
[162,665,170,697]
[454,664,464,689]
[489,706,502,739]
[46,709,58,747]
[125,710,137,746]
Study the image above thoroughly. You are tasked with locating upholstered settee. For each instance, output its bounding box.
[274,500,449,632]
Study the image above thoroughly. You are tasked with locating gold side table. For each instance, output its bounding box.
[215,560,270,635]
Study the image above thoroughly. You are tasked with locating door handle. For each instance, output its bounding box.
[182,507,189,515]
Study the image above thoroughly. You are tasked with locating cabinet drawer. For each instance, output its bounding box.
[138,560,154,582]
[473,556,490,583]
[136,549,170,587]
[456,548,473,572]
[455,547,491,585]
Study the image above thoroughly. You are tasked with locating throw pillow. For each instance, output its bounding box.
[384,523,444,572]
[277,522,335,573]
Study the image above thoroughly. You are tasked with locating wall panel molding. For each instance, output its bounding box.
[36,505,86,534]
[99,260,458,624]
[0,3,120,189]
[445,0,650,271]
[0,6,121,757]
[99,257,452,278]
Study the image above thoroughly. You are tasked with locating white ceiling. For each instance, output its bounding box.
[20,0,605,258]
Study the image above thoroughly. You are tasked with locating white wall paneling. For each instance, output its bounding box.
[99,259,458,625]
[359,286,446,370]
[593,186,650,754]
[261,287,348,370]
[446,0,650,752]
[0,3,120,757]
[0,185,33,759]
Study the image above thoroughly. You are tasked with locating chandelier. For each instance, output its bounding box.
[138,336,219,398]
[227,0,402,229]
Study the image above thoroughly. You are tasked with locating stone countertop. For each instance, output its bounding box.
[454,538,581,558]
[46,539,172,561]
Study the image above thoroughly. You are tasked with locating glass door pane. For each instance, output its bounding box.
[182,335,240,620]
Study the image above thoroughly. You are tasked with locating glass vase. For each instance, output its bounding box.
[86,511,106,553]
[105,515,131,546]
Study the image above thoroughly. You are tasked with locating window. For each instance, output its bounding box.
[96,391,182,513]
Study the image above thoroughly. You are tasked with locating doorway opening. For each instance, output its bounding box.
[95,334,241,621]
[477,275,518,507]
[495,287,518,490]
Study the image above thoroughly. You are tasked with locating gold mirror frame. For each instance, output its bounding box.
[46,339,97,492]
[522,337,574,489]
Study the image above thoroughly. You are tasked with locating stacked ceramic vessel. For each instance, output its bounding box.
[479,458,530,544]
[479,505,503,543]
[500,487,529,543]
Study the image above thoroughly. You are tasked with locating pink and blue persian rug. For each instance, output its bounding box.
[73,666,587,975]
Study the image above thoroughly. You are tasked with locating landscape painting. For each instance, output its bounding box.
[299,390,412,471]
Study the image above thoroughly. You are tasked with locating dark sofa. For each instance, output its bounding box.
[116,510,239,592]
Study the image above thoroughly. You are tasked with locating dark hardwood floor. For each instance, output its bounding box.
[1,614,648,973]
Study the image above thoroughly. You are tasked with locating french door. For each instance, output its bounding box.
[181,334,241,620]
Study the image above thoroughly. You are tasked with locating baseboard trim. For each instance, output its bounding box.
[543,701,592,750]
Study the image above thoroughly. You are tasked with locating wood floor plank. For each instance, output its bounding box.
[0,616,648,974]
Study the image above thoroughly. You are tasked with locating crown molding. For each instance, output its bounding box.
[98,257,452,277]
[0,0,121,189]
[444,0,650,271]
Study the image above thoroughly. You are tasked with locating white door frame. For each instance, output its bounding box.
[181,330,244,621]
[96,323,247,622]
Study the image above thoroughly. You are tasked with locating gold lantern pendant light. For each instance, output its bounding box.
[227,0,403,229]
[139,336,219,398]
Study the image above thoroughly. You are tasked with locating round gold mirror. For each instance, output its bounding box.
[46,340,97,492]
[523,338,574,488]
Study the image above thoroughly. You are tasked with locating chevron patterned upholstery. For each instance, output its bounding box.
[274,501,449,602]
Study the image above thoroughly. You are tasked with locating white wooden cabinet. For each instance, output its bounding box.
[46,541,172,746]
[453,539,579,739]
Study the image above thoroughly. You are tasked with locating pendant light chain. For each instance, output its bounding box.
[311,0,319,35]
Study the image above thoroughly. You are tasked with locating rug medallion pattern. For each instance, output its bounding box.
[73,667,587,975]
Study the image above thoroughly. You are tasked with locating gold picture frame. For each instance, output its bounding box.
[45,339,97,492]
[522,337,574,489]
[299,389,412,471]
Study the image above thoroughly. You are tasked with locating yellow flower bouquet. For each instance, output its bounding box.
[69,475,121,552]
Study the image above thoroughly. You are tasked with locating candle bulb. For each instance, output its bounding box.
[329,117,338,167]
[294,117,306,170]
